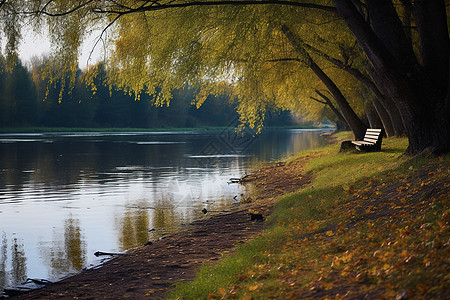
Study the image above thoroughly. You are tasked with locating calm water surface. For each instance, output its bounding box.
[0,128,331,290]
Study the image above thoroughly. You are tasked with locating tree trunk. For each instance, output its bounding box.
[366,0,418,72]
[368,69,406,137]
[281,24,367,139]
[333,0,450,154]
[372,97,395,137]
[366,102,383,130]
[414,0,449,92]
[313,89,349,129]
[302,40,404,136]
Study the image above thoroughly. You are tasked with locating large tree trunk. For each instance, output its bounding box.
[281,24,367,139]
[333,0,450,154]
[367,69,406,137]
[313,90,349,129]
[372,97,394,137]
[414,0,449,92]
[366,102,383,130]
[302,40,405,136]
[366,0,418,72]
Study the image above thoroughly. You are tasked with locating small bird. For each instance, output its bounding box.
[201,208,208,214]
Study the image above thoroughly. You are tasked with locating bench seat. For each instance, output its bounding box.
[340,128,384,152]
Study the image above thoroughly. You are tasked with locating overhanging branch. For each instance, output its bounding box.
[22,0,95,17]
[32,0,336,17]
[310,96,327,105]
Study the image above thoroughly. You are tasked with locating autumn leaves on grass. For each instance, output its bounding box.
[168,138,450,299]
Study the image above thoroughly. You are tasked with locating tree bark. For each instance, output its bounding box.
[313,89,349,128]
[367,69,406,137]
[372,97,394,137]
[333,0,450,154]
[366,102,383,130]
[366,0,418,72]
[281,24,367,139]
[303,41,404,136]
[414,0,450,93]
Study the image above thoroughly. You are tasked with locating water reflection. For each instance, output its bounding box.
[64,218,86,271]
[150,195,184,238]
[116,201,150,250]
[0,235,7,288]
[11,238,27,285]
[39,216,86,279]
[0,129,332,291]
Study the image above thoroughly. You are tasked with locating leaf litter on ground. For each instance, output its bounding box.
[168,137,450,300]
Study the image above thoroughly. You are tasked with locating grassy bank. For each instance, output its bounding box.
[168,133,449,299]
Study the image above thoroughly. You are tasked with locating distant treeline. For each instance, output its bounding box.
[0,58,294,129]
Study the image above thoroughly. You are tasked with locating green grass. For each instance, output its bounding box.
[306,138,408,186]
[168,133,450,299]
[167,136,411,299]
[170,227,287,299]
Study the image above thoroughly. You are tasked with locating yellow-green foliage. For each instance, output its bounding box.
[3,1,371,128]
[107,4,365,128]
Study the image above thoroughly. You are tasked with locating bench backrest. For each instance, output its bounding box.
[364,129,383,144]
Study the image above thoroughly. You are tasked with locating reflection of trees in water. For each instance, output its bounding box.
[251,131,326,160]
[0,139,188,189]
[152,194,181,235]
[116,201,150,251]
[11,238,27,285]
[0,235,28,289]
[64,218,86,271]
[115,190,196,251]
[0,234,7,288]
[39,216,86,278]
[0,131,328,190]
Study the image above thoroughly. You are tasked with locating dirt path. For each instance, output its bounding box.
[10,162,309,299]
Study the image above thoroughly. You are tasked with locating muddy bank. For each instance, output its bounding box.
[9,161,309,299]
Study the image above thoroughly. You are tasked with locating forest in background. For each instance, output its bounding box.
[0,57,295,129]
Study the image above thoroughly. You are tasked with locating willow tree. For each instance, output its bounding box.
[100,4,368,135]
[1,0,448,154]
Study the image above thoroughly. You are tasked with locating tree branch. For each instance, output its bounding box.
[314,89,347,125]
[24,0,95,17]
[301,41,392,105]
[87,14,121,66]
[92,0,337,16]
[310,96,327,105]
[267,57,303,63]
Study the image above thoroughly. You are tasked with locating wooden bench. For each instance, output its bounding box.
[340,129,384,152]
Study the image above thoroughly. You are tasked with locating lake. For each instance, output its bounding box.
[0,128,332,291]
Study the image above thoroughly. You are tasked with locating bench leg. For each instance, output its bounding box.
[339,141,356,152]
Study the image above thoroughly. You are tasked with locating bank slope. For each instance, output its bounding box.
[168,134,450,299]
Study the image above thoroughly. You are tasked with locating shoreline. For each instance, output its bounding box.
[8,160,310,299]
[10,206,268,299]
[6,134,449,299]
[167,136,450,299]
